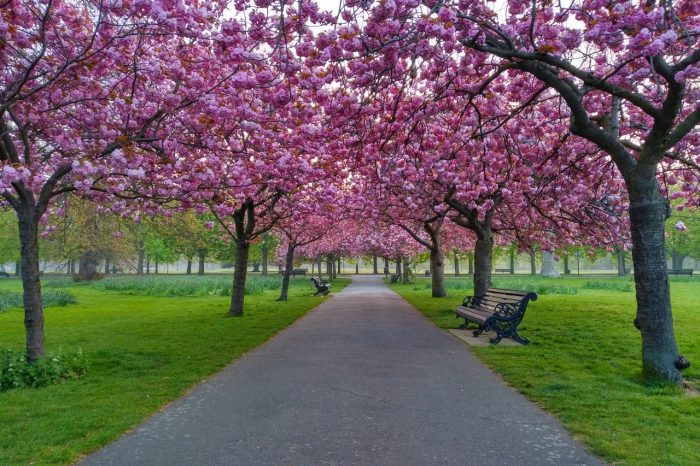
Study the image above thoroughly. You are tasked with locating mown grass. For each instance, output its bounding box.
[390,275,700,466]
[0,275,349,465]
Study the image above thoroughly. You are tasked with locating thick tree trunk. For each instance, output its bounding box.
[326,254,333,279]
[77,250,100,280]
[355,261,359,274]
[136,241,145,275]
[530,252,537,275]
[563,255,571,274]
[670,252,685,270]
[401,255,410,284]
[430,246,447,297]
[197,251,205,275]
[229,240,250,317]
[509,251,515,274]
[17,206,44,362]
[337,256,341,276]
[278,243,295,302]
[15,260,21,276]
[628,172,682,383]
[154,259,159,275]
[373,255,378,274]
[616,248,627,276]
[317,256,323,280]
[262,240,269,275]
[541,251,560,278]
[186,258,192,275]
[395,257,401,275]
[473,233,493,297]
[453,250,460,276]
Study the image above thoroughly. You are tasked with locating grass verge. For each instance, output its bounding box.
[0,275,349,465]
[390,276,700,466]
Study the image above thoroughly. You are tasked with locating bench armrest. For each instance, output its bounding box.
[494,302,519,319]
[462,296,482,308]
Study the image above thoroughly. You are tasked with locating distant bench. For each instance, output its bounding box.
[668,269,693,276]
[494,268,512,273]
[0,271,9,278]
[455,288,537,345]
[279,268,308,277]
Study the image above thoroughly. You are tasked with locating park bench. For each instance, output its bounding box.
[390,273,400,283]
[292,268,308,277]
[494,268,512,273]
[455,288,538,345]
[668,269,693,276]
[311,277,331,296]
[0,271,9,278]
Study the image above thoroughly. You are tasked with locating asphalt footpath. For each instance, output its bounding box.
[80,275,603,466]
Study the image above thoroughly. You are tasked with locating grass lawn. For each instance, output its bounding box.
[390,275,700,466]
[0,275,349,465]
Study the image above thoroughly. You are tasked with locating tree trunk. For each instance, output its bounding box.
[252,262,260,272]
[229,240,250,317]
[278,243,295,301]
[473,233,493,297]
[77,250,100,280]
[395,257,401,275]
[628,172,682,383]
[373,255,378,274]
[453,250,460,276]
[104,258,110,274]
[262,239,269,275]
[509,251,515,274]
[530,252,537,275]
[617,248,627,276]
[136,241,145,275]
[317,256,323,280]
[541,251,560,278]
[401,255,410,284]
[326,254,333,279]
[670,252,685,270]
[17,206,44,362]
[15,260,21,276]
[430,245,447,297]
[337,256,341,276]
[186,258,192,275]
[155,259,159,275]
[468,255,473,275]
[146,256,150,274]
[197,251,205,275]
[563,255,571,274]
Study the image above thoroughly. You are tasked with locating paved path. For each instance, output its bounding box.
[81,276,602,466]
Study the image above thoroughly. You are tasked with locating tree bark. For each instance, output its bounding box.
[628,171,682,383]
[15,260,21,276]
[373,255,378,274]
[473,232,493,297]
[530,252,537,275]
[252,262,260,272]
[541,251,560,278]
[136,241,145,275]
[104,258,110,274]
[154,259,159,275]
[262,239,269,275]
[430,245,447,297]
[146,256,150,274]
[563,255,571,274]
[229,240,250,317]
[278,242,295,302]
[453,250,460,276]
[77,250,100,280]
[186,258,192,275]
[17,205,44,362]
[616,248,627,276]
[509,251,515,274]
[401,255,410,284]
[670,252,685,270]
[468,255,473,275]
[337,256,341,276]
[197,251,205,275]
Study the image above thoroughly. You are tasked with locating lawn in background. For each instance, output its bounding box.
[0,275,349,465]
[390,275,700,466]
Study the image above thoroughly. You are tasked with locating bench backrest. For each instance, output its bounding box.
[478,288,538,323]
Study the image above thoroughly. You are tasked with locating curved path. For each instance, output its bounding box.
[81,276,602,466]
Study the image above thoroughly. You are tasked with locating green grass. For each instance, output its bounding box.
[390,276,700,466]
[0,289,77,312]
[0,275,349,465]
